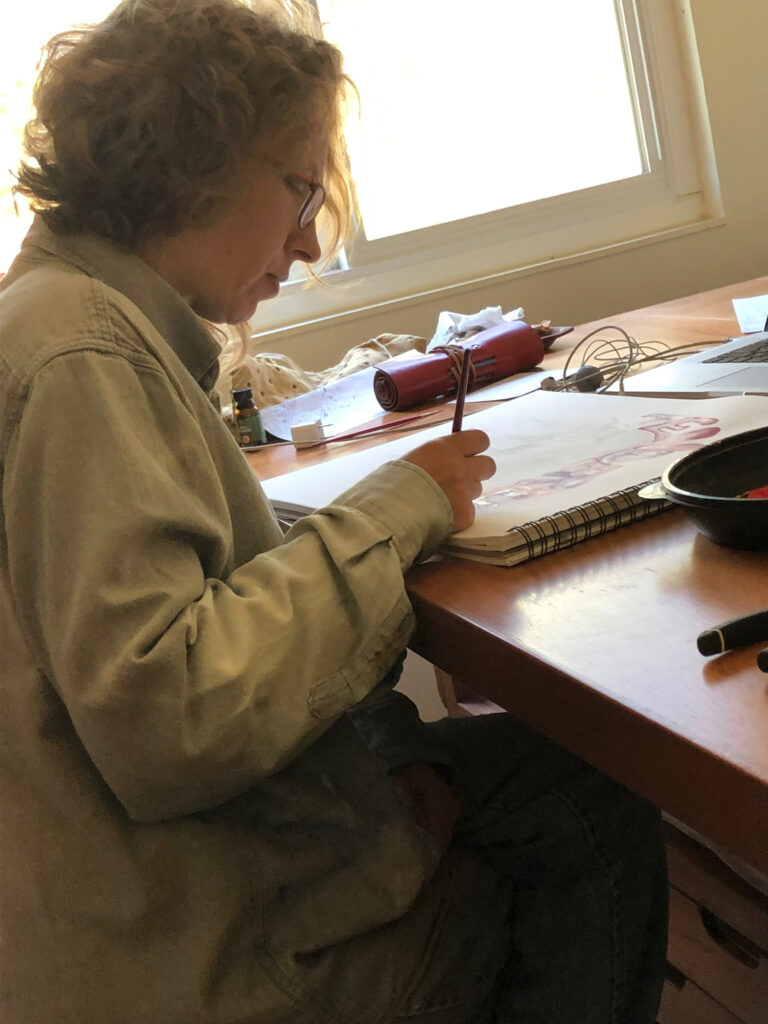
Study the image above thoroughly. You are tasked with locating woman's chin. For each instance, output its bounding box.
[194,296,259,326]
[227,280,278,322]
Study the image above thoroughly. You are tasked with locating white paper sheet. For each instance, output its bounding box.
[732,294,768,334]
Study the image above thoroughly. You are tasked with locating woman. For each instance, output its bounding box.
[0,1,667,1021]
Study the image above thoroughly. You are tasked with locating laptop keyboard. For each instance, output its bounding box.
[704,338,768,364]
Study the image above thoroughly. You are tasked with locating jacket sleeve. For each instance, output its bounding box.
[3,349,453,821]
[348,682,457,779]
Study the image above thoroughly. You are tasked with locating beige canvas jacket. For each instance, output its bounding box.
[0,222,459,1023]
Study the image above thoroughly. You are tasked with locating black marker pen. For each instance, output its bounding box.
[697,608,768,656]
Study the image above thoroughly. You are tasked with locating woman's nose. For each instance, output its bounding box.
[289,220,322,265]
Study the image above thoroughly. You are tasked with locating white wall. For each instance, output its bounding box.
[252,0,768,371]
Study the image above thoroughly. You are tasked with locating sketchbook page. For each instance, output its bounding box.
[261,391,768,536]
[454,389,768,544]
[454,391,768,542]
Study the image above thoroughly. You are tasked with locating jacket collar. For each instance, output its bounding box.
[12,218,221,390]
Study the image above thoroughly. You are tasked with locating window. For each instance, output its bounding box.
[264,0,719,333]
[321,0,645,241]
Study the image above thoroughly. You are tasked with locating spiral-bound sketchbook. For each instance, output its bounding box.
[260,390,768,567]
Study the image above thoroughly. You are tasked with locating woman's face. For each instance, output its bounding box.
[137,137,328,324]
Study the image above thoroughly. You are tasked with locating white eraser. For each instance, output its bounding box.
[290,421,326,448]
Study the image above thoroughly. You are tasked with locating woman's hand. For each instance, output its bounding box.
[390,762,462,854]
[403,430,496,532]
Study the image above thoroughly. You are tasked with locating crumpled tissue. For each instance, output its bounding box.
[427,305,526,351]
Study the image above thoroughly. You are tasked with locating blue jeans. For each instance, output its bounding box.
[392,713,668,1023]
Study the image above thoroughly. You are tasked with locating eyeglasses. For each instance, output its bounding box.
[294,172,326,230]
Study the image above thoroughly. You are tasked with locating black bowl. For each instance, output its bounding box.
[658,425,768,550]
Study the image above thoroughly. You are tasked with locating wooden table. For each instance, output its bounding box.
[250,276,768,876]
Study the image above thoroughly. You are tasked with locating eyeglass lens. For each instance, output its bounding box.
[299,183,326,229]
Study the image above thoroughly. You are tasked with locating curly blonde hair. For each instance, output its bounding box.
[15,0,356,263]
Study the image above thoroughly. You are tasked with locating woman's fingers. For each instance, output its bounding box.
[403,430,497,531]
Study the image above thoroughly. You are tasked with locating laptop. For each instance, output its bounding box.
[621,330,768,396]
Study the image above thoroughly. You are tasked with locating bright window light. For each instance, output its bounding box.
[317,0,644,241]
[0,1,115,272]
